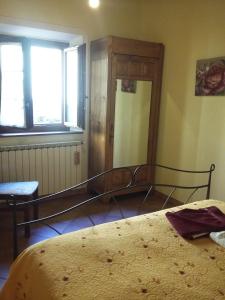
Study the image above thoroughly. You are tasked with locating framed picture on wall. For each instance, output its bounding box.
[121,79,137,93]
[195,57,225,96]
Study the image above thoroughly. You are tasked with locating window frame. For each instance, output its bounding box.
[0,34,84,134]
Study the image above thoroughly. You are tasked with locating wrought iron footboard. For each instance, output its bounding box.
[7,163,215,259]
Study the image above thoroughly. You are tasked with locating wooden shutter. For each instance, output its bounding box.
[77,43,86,129]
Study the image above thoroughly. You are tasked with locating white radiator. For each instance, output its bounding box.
[0,142,82,195]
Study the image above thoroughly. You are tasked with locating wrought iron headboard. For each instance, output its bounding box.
[7,163,215,258]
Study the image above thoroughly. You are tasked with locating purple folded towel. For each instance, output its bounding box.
[166,206,225,239]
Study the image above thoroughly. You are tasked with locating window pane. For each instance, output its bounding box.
[0,44,25,127]
[31,46,62,125]
[65,48,78,127]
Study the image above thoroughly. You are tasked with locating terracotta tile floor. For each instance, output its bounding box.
[0,192,176,288]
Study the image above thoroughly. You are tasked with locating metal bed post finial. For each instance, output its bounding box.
[206,163,215,199]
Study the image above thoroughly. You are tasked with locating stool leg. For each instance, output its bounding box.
[12,199,19,259]
[24,206,31,238]
[33,204,39,220]
[33,188,39,220]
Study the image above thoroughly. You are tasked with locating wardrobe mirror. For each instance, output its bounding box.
[113,79,152,168]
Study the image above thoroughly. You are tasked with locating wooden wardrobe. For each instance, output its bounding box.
[88,36,164,194]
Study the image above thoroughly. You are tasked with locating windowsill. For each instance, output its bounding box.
[0,129,84,138]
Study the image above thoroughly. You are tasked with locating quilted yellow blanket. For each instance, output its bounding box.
[1,199,225,300]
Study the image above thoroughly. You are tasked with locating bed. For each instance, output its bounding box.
[2,164,225,300]
[1,199,225,300]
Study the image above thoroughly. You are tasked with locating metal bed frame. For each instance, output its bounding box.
[7,163,215,259]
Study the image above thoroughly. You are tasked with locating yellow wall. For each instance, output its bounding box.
[113,80,151,168]
[139,0,225,201]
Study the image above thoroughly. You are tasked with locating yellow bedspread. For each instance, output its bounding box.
[1,199,225,300]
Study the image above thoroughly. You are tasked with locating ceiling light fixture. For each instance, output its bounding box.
[89,0,100,9]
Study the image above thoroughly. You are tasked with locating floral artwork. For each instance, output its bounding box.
[195,57,225,96]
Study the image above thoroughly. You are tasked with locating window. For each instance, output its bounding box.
[0,35,85,134]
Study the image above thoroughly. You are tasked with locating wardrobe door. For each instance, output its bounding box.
[107,54,157,190]
[88,41,109,192]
